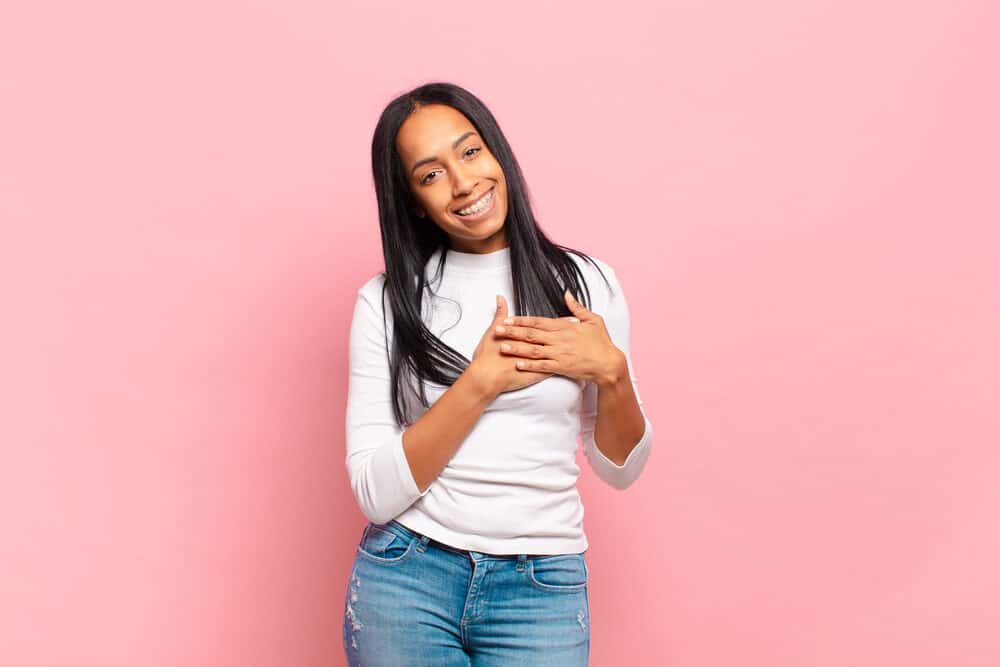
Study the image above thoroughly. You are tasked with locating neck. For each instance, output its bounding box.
[430,244,511,276]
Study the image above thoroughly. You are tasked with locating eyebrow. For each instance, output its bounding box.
[410,131,478,176]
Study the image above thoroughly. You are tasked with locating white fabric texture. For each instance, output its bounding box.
[345,245,653,555]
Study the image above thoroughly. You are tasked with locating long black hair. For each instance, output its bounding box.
[370,81,611,426]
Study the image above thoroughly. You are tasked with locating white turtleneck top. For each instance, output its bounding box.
[345,245,653,555]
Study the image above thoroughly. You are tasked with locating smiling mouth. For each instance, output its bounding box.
[454,187,495,216]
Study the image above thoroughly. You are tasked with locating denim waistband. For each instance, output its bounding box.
[378,520,554,559]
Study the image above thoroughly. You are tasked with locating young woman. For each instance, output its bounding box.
[342,82,654,666]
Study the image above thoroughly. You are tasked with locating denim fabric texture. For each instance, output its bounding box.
[343,519,590,666]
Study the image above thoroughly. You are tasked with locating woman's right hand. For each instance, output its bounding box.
[468,295,552,398]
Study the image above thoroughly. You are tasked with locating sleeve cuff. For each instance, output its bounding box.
[393,429,431,499]
[592,414,653,470]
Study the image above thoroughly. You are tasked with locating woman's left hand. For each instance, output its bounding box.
[492,289,626,385]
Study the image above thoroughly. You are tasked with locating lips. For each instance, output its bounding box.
[452,186,495,214]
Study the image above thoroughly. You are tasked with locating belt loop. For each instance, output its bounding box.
[416,535,430,552]
[516,553,527,572]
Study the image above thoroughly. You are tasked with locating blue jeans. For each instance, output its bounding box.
[343,519,591,666]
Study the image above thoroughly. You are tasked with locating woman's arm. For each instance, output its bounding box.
[399,365,494,494]
[591,353,648,466]
[345,280,496,524]
[580,265,654,489]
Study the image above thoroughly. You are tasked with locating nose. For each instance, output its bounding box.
[452,163,478,198]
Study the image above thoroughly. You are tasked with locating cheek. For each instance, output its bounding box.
[421,187,451,211]
[494,166,508,195]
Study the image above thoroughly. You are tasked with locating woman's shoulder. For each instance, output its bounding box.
[352,272,392,326]
[565,248,617,278]
[355,271,387,299]
[563,250,621,304]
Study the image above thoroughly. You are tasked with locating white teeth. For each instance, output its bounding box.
[456,189,493,216]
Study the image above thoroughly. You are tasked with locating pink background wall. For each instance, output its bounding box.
[2,1,998,665]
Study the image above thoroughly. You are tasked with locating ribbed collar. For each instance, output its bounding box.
[431,244,511,276]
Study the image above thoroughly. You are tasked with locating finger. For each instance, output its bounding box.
[499,341,548,359]
[496,324,553,345]
[500,315,565,331]
[494,294,507,322]
[515,359,558,373]
[564,289,592,319]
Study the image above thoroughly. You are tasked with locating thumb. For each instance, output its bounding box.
[495,294,508,321]
[564,288,589,319]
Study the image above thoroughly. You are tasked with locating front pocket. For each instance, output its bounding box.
[356,524,415,564]
[527,554,588,591]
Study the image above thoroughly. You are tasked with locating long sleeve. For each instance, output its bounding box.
[580,265,654,490]
[344,280,430,524]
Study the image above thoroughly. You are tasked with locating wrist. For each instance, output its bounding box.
[464,360,500,401]
[594,350,628,388]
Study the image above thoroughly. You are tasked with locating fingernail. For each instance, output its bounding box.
[503,317,514,324]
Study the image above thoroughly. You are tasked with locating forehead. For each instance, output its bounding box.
[395,104,476,165]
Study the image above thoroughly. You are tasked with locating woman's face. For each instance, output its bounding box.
[395,104,508,253]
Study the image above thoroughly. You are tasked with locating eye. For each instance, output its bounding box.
[419,147,480,185]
